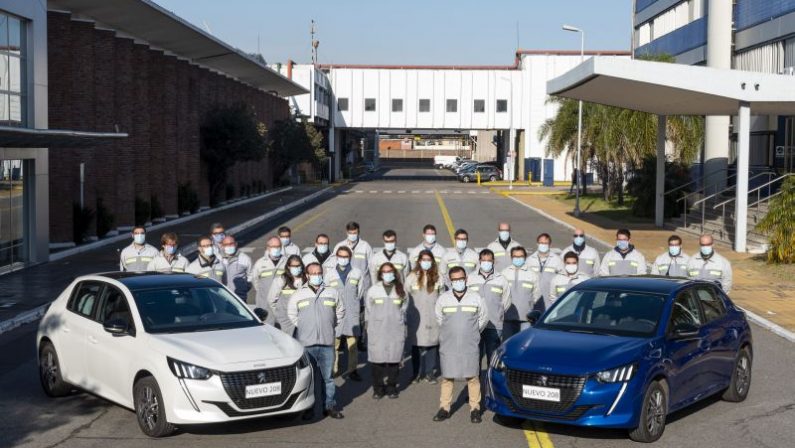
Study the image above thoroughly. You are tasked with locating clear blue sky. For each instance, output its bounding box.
[155,0,633,65]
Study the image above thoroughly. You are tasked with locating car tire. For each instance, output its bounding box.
[489,175,497,182]
[134,376,175,438]
[39,342,72,397]
[628,380,668,443]
[722,346,752,402]
[462,176,471,183]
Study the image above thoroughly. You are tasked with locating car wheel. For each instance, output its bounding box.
[39,342,72,397]
[489,175,497,182]
[462,176,471,183]
[134,376,175,438]
[629,380,668,443]
[722,347,752,402]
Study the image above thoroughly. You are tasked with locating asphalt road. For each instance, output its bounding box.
[1,164,794,448]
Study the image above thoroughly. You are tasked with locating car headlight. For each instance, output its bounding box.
[167,357,213,380]
[595,363,637,383]
[490,349,506,372]
[298,352,311,369]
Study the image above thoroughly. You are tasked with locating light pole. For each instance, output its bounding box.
[563,24,584,217]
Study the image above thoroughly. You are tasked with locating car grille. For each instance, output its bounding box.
[206,393,301,417]
[219,362,298,410]
[505,369,586,414]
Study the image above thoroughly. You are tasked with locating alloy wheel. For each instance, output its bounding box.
[138,385,160,431]
[646,389,665,436]
[735,354,750,396]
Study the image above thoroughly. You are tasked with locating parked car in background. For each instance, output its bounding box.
[454,161,479,174]
[458,164,502,182]
[487,277,753,443]
[434,155,459,169]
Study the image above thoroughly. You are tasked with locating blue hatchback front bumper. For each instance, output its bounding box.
[486,367,643,429]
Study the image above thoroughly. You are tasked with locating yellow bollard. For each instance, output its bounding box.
[477,171,481,185]
[527,171,533,186]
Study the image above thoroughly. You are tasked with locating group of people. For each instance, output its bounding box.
[119,220,733,423]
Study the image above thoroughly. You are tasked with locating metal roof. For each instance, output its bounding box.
[0,126,127,148]
[48,0,307,97]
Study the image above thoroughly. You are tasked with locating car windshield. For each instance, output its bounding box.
[132,286,260,334]
[536,289,666,337]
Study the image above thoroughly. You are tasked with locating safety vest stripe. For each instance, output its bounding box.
[259,271,274,278]
[323,300,336,307]
[460,306,478,313]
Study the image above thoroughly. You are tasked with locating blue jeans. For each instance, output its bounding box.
[479,328,502,368]
[306,345,336,410]
[411,345,439,379]
[502,320,531,341]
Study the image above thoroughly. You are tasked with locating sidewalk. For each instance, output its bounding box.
[0,185,334,333]
[508,192,795,336]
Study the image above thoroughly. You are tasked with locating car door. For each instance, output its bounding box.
[59,281,105,387]
[84,284,139,407]
[693,286,736,389]
[665,289,709,409]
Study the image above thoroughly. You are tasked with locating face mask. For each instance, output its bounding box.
[564,264,578,275]
[347,233,359,242]
[384,242,396,252]
[202,247,214,258]
[424,234,436,244]
[289,266,303,277]
[382,272,396,284]
[337,257,350,267]
[456,240,468,250]
[480,261,493,272]
[212,233,225,244]
[224,246,236,256]
[269,248,282,258]
[669,245,681,257]
[309,275,323,286]
[420,260,433,271]
[280,237,291,246]
[700,245,713,257]
[512,257,525,268]
[498,231,510,241]
[317,244,329,254]
[616,240,630,251]
[133,234,146,245]
[164,245,176,255]
[537,243,550,254]
[452,280,467,293]
[573,236,585,246]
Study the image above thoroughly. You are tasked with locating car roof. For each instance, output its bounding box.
[88,272,221,291]
[575,275,705,296]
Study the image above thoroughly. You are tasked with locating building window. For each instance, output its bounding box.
[338,98,349,111]
[446,99,457,113]
[392,99,403,112]
[0,13,25,126]
[419,99,430,112]
[473,99,485,113]
[496,99,508,113]
[364,98,376,112]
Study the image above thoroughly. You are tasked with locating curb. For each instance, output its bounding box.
[0,185,335,336]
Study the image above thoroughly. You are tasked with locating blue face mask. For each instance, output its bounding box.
[317,244,329,254]
[309,275,323,286]
[456,240,468,250]
[224,246,236,256]
[616,240,630,251]
[512,257,525,268]
[212,233,225,244]
[347,233,358,242]
[537,243,550,254]
[384,242,396,251]
[133,233,146,245]
[669,245,681,257]
[424,234,436,244]
[269,248,282,259]
[280,237,291,246]
[420,260,433,271]
[480,261,493,272]
[700,245,713,256]
[164,245,176,255]
[337,257,350,267]
[202,247,214,258]
[573,236,585,246]
[451,280,467,293]
[382,272,396,284]
[499,231,510,241]
[289,266,303,277]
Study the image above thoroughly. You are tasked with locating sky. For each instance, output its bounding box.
[155,0,633,66]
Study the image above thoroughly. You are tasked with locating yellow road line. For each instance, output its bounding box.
[291,207,331,234]
[523,421,555,448]
[434,190,456,246]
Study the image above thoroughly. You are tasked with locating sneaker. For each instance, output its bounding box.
[324,408,345,419]
[426,376,438,385]
[411,376,422,384]
[470,409,482,424]
[433,408,450,422]
[348,371,362,382]
[372,392,384,400]
[388,392,399,399]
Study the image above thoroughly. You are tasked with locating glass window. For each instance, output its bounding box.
[695,287,726,322]
[67,282,104,319]
[446,99,457,113]
[99,287,134,328]
[364,98,376,111]
[0,16,7,49]
[496,99,508,113]
[668,290,703,332]
[473,99,485,113]
[8,16,20,53]
[0,12,24,126]
[391,98,403,112]
[419,99,430,112]
[337,97,348,111]
[0,159,24,271]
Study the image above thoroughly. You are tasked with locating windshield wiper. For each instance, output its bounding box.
[568,329,617,337]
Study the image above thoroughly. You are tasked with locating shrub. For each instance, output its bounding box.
[72,202,95,244]
[757,176,795,264]
[626,156,691,219]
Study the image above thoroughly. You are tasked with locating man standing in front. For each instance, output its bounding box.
[651,235,690,277]
[433,266,488,424]
[687,234,733,293]
[220,235,252,298]
[599,229,648,276]
[561,228,601,277]
[120,226,158,272]
[288,262,346,420]
[486,223,521,274]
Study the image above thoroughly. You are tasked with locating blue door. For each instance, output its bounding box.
[665,289,710,410]
[543,159,554,187]
[528,158,541,182]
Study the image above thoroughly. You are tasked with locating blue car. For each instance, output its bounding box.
[486,277,753,443]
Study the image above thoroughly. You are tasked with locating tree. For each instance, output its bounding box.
[756,176,795,264]
[200,103,268,205]
[269,117,326,182]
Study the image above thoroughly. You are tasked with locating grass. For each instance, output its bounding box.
[551,193,649,224]
[738,255,795,284]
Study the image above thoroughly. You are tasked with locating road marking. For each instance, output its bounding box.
[467,191,477,194]
[411,190,420,194]
[481,191,490,194]
[434,190,456,246]
[425,190,434,194]
[354,190,364,193]
[523,421,555,448]
[453,190,462,194]
[398,190,406,194]
[291,207,331,234]
[369,190,378,194]
[384,190,393,193]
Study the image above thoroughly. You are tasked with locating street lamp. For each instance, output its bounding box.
[563,24,585,217]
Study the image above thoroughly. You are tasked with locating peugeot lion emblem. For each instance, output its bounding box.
[257,372,268,384]
[538,375,548,387]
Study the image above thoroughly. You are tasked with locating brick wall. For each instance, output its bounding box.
[47,11,290,243]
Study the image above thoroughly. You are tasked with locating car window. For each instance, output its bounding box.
[694,287,726,323]
[668,290,703,332]
[98,286,134,328]
[67,282,104,320]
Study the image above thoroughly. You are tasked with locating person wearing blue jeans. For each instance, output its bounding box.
[411,345,439,383]
[305,345,337,415]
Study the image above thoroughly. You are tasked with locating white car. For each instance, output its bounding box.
[36,272,314,437]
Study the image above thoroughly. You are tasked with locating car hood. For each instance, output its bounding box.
[148,324,304,370]
[501,328,651,376]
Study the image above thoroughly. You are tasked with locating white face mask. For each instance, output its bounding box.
[223,245,236,256]
[269,247,282,258]
[309,275,323,286]
[133,233,146,245]
[337,257,350,267]
[564,264,578,275]
[280,237,291,246]
[202,247,214,258]
[317,244,329,254]
[451,279,467,292]
[499,230,510,241]
[537,243,550,254]
[456,239,468,250]
[384,242,396,251]
[669,245,681,257]
[347,233,359,242]
[424,234,436,244]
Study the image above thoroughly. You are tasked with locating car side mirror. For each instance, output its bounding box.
[254,307,269,322]
[104,318,131,336]
[526,310,542,326]
[671,323,699,339]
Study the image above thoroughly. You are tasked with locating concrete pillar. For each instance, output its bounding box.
[508,128,518,181]
[655,115,667,227]
[517,130,526,181]
[704,0,734,190]
[735,102,750,253]
[373,131,380,164]
[328,127,336,182]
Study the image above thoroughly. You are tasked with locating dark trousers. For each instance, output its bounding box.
[479,328,502,367]
[371,362,400,395]
[411,345,439,380]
